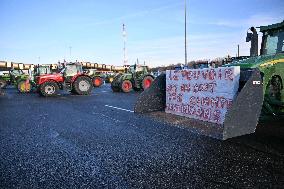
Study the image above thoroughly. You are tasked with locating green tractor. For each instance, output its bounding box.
[0,69,28,89]
[84,69,105,87]
[111,64,155,93]
[225,20,284,118]
[17,65,52,93]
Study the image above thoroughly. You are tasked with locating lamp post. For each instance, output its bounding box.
[184,0,188,66]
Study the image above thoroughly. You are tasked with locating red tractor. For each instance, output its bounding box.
[36,62,93,97]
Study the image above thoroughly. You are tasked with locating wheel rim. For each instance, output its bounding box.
[123,82,131,91]
[79,80,91,91]
[144,79,152,89]
[94,78,102,86]
[45,85,55,94]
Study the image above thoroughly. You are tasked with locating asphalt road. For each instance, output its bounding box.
[0,84,283,188]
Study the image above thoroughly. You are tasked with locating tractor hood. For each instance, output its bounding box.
[36,73,63,85]
[37,73,62,79]
[223,53,284,69]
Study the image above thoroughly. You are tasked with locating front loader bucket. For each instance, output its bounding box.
[135,69,264,140]
[222,68,263,139]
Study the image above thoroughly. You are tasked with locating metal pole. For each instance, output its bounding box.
[184,0,187,65]
[69,46,72,61]
[237,44,240,57]
[123,24,127,65]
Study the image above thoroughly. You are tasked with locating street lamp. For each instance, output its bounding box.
[184,0,188,66]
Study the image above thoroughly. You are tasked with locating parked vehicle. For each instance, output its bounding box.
[111,64,155,93]
[36,62,93,97]
[0,69,28,88]
[224,20,284,117]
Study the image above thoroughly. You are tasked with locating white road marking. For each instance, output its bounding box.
[105,105,134,113]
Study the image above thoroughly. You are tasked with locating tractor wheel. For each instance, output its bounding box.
[93,77,103,87]
[17,80,31,93]
[111,85,120,92]
[121,80,132,93]
[262,75,283,116]
[0,79,7,89]
[73,76,93,95]
[142,76,154,90]
[133,87,140,92]
[268,76,282,101]
[40,81,59,97]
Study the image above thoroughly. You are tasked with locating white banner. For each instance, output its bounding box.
[165,67,240,124]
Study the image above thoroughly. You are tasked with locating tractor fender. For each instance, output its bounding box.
[71,74,92,83]
[38,79,60,88]
[142,74,155,80]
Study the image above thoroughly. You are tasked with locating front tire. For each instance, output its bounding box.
[40,81,59,97]
[73,76,93,95]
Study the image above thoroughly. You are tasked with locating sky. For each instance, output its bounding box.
[0,0,283,67]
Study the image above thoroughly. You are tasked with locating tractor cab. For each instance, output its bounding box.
[10,69,29,87]
[58,62,84,83]
[34,65,52,76]
[128,64,149,74]
[260,22,284,55]
[61,63,83,75]
[10,69,25,82]
[128,64,150,80]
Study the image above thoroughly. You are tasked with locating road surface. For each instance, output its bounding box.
[0,85,283,188]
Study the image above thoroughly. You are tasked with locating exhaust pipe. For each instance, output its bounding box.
[246,27,258,57]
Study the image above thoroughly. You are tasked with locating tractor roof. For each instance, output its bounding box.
[259,20,284,32]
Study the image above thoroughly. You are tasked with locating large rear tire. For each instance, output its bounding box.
[111,85,120,92]
[40,81,59,97]
[121,80,132,93]
[142,76,154,90]
[73,76,93,95]
[93,77,103,87]
[17,80,32,93]
[0,79,7,89]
